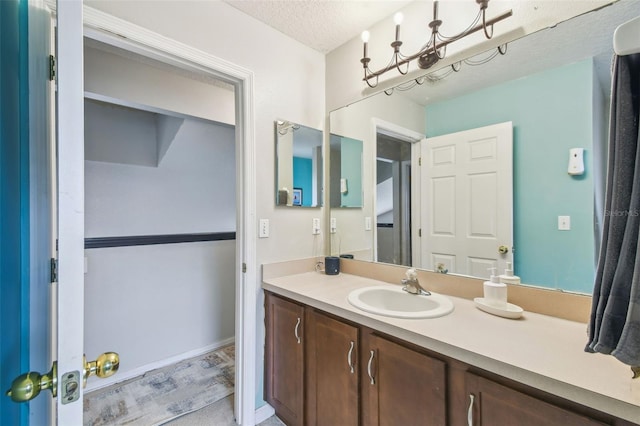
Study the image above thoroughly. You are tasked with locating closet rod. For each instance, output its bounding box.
[85,232,236,249]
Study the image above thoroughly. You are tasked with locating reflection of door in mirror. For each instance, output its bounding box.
[376,134,412,266]
[421,122,513,280]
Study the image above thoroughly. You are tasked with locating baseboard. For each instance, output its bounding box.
[255,403,276,424]
[85,336,235,393]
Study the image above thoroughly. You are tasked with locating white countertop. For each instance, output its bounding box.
[263,271,640,424]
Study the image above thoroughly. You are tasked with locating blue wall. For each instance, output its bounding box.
[341,137,363,207]
[425,59,597,293]
[1,0,30,424]
[293,156,312,207]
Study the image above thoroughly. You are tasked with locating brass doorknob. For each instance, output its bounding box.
[83,352,119,387]
[498,245,509,254]
[6,362,57,402]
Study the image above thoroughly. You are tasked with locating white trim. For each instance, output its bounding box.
[255,403,276,424]
[56,1,86,423]
[79,6,257,425]
[85,337,236,393]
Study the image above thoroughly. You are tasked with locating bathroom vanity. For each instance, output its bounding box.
[263,265,640,426]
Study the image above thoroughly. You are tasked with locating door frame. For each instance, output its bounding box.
[57,4,258,424]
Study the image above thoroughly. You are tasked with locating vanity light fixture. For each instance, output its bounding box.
[360,0,513,88]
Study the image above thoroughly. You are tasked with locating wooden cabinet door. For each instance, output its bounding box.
[362,333,447,426]
[465,372,609,426]
[265,292,305,426]
[305,309,359,426]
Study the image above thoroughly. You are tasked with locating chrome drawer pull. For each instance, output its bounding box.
[294,318,301,344]
[467,394,475,426]
[347,341,355,374]
[367,350,375,385]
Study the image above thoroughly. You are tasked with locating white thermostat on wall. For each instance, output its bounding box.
[568,148,585,176]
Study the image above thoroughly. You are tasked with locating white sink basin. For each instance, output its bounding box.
[347,285,454,319]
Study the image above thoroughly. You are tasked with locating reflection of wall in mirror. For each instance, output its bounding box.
[293,157,311,206]
[277,129,294,205]
[425,58,603,293]
[340,137,363,207]
[330,94,425,259]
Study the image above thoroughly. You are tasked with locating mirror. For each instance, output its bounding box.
[330,134,364,208]
[329,1,637,294]
[275,120,323,207]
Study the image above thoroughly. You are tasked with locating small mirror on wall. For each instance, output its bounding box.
[330,133,363,208]
[275,120,323,207]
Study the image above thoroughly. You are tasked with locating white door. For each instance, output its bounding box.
[55,1,86,423]
[420,122,513,279]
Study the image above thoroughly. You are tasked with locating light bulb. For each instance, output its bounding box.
[394,12,404,25]
[361,30,370,43]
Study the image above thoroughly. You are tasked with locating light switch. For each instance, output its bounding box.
[330,217,337,234]
[312,218,321,235]
[365,217,372,231]
[558,216,571,231]
[259,219,270,238]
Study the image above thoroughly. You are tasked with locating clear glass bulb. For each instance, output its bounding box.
[361,30,370,43]
[394,12,404,25]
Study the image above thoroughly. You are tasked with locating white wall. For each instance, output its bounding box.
[325,0,614,111]
[85,0,326,407]
[85,120,236,236]
[84,119,237,388]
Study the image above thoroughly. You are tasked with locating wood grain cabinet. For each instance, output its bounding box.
[361,332,447,426]
[305,309,359,426]
[465,372,609,426]
[264,293,305,426]
[264,291,637,426]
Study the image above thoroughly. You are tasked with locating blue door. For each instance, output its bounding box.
[1,1,53,425]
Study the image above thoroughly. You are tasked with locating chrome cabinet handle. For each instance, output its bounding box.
[294,318,301,344]
[347,341,355,374]
[367,350,375,385]
[467,394,475,426]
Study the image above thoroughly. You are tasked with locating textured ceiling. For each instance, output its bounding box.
[223,0,411,53]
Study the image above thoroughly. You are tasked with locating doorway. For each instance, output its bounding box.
[376,134,412,266]
[81,38,238,420]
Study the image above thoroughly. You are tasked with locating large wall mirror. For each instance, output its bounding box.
[329,0,638,294]
[275,120,323,207]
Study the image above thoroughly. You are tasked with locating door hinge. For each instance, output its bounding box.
[50,258,58,283]
[418,157,422,166]
[242,263,247,273]
[418,228,422,237]
[49,55,56,81]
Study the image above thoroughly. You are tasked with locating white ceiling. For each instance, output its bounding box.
[223,0,411,53]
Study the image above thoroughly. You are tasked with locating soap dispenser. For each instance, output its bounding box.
[483,267,507,308]
[499,262,521,285]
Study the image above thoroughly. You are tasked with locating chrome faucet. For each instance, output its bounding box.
[402,268,431,296]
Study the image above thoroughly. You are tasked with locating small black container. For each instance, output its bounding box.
[325,256,340,275]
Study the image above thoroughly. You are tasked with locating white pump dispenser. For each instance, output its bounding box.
[483,267,507,308]
[499,262,521,285]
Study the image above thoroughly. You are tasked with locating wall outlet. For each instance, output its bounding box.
[259,219,270,238]
[330,217,337,234]
[558,215,571,231]
[365,217,372,231]
[312,218,321,235]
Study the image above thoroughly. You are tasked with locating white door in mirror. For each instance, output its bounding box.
[421,122,513,279]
